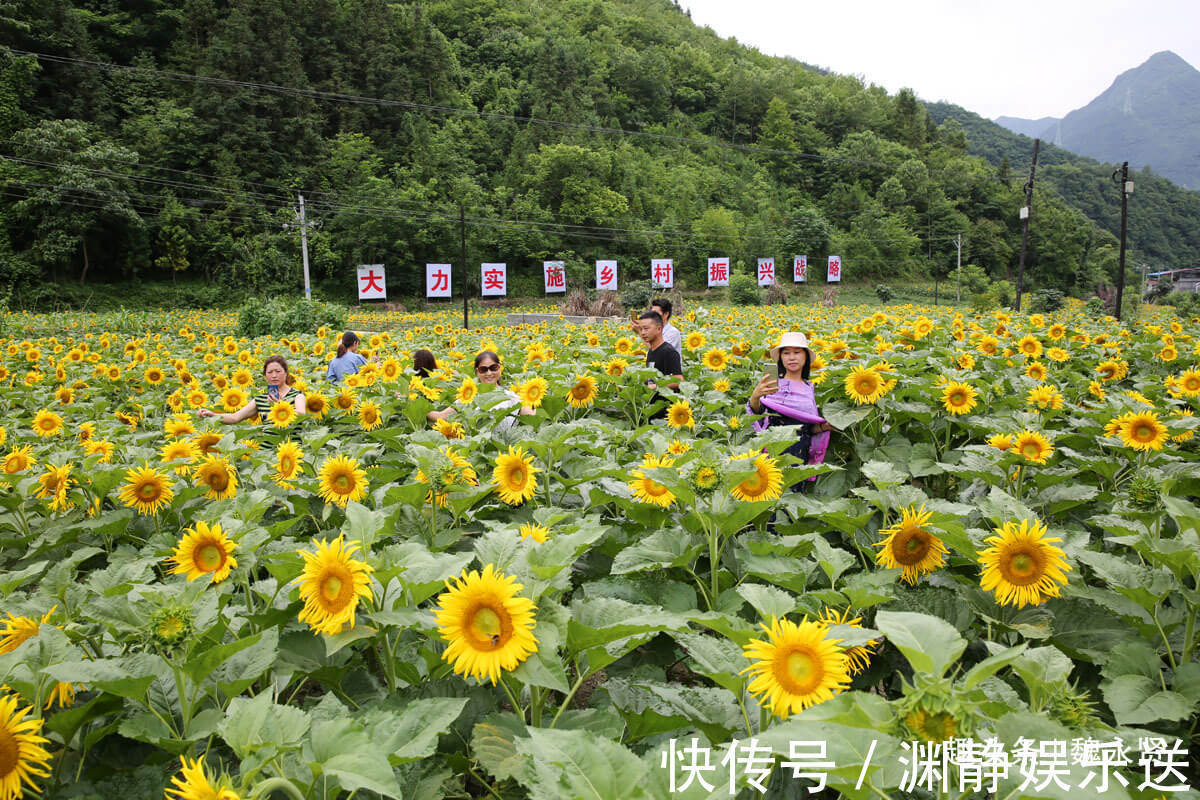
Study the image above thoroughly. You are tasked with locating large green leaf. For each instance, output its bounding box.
[610,529,703,575]
[1101,675,1195,725]
[873,610,965,678]
[516,727,649,800]
[604,678,741,742]
[220,691,310,759]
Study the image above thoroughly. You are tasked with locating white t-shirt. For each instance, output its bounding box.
[662,322,683,362]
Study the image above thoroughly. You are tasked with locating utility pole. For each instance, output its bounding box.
[1113,161,1133,321]
[955,233,963,303]
[1015,138,1039,311]
[460,201,468,330]
[298,194,312,301]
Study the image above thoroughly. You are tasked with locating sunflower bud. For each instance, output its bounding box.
[1126,472,1162,512]
[148,601,195,653]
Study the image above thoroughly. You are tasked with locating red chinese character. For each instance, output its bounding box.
[758,261,774,281]
[546,266,565,288]
[829,260,841,278]
[431,269,449,292]
[710,262,728,282]
[653,262,672,284]
[600,265,614,287]
[360,269,384,293]
[484,269,505,290]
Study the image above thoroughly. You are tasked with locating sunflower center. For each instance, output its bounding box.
[198,544,223,571]
[510,467,525,485]
[890,528,931,565]
[572,385,588,399]
[139,482,159,499]
[1001,547,1043,585]
[334,474,351,491]
[775,645,822,694]
[1021,444,1040,459]
[207,471,229,491]
[322,575,343,602]
[1133,424,1154,442]
[158,617,184,637]
[0,726,18,778]
[281,456,294,473]
[642,478,668,497]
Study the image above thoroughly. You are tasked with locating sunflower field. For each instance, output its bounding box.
[1,299,1198,800]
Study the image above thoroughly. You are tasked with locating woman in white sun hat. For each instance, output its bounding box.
[747,331,834,492]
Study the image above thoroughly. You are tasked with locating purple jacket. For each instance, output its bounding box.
[746,378,830,481]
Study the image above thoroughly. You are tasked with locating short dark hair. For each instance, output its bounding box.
[638,311,663,328]
[651,298,672,318]
[474,350,501,369]
[413,348,437,377]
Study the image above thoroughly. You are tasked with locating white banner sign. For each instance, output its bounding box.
[707,257,729,287]
[651,258,674,289]
[757,257,776,287]
[426,263,451,298]
[543,261,566,293]
[793,255,807,283]
[481,263,507,297]
[827,255,842,283]
[596,259,618,291]
[356,264,386,300]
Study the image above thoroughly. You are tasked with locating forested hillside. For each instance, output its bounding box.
[928,101,1200,268]
[0,0,1166,306]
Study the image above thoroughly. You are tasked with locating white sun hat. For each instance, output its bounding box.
[769,331,812,361]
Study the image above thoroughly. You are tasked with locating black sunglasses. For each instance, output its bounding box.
[476,364,501,373]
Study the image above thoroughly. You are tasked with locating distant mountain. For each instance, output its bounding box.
[994,115,1059,139]
[927,100,1200,268]
[996,51,1200,190]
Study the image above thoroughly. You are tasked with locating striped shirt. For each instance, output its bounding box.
[254,386,302,423]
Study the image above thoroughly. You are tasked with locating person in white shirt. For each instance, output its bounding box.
[651,298,682,362]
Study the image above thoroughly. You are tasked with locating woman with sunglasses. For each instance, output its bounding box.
[427,351,532,431]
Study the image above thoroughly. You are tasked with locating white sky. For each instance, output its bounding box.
[680,0,1200,119]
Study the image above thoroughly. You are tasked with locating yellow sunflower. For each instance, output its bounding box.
[978,519,1071,608]
[0,608,54,654]
[221,387,249,412]
[317,455,369,507]
[160,439,198,475]
[273,441,304,483]
[1016,335,1043,359]
[268,400,295,428]
[434,564,538,685]
[730,452,783,502]
[515,377,549,409]
[1026,384,1064,411]
[3,446,35,474]
[628,453,677,508]
[164,414,196,439]
[332,388,357,413]
[1117,411,1168,451]
[818,607,878,676]
[457,377,478,404]
[940,381,978,415]
[565,375,598,408]
[305,391,328,419]
[519,523,550,543]
[844,366,885,405]
[293,535,374,635]
[193,455,238,501]
[1177,368,1200,398]
[604,358,628,376]
[165,755,241,800]
[741,616,850,720]
[702,348,729,371]
[1024,361,1048,382]
[434,418,464,439]
[684,331,706,351]
[167,521,238,583]
[357,399,383,431]
[491,447,540,506]
[31,409,64,438]
[1013,430,1053,465]
[118,464,175,515]
[874,505,947,585]
[0,692,53,799]
[34,463,73,512]
[986,433,1013,451]
[666,400,695,429]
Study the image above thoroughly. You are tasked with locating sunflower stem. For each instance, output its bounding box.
[1151,604,1178,672]
[499,674,526,723]
[548,666,592,729]
[251,777,307,800]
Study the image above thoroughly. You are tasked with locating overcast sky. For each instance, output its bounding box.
[680,0,1200,120]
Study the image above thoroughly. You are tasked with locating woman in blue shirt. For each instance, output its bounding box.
[326,331,368,383]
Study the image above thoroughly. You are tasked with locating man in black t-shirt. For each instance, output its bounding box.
[637,312,683,420]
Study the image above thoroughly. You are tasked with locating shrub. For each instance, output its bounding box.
[959,265,990,297]
[764,283,789,305]
[970,292,996,312]
[1084,297,1107,317]
[619,282,655,311]
[561,290,590,316]
[990,280,1015,308]
[1029,289,1065,313]
[590,292,623,317]
[874,284,894,304]
[729,274,762,306]
[237,296,347,337]
[1165,291,1200,319]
